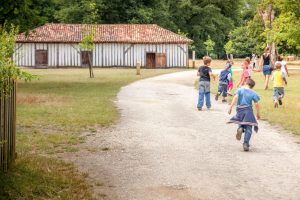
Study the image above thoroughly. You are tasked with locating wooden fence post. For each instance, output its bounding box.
[0,80,16,172]
[136,62,141,75]
[192,51,196,68]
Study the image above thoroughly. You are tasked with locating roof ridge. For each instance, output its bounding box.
[45,23,158,26]
[17,23,193,44]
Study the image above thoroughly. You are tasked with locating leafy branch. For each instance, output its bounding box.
[0,24,36,96]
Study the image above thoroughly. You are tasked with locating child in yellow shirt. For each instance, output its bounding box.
[271,63,287,108]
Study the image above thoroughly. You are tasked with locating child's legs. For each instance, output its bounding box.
[204,81,211,108]
[273,87,284,101]
[278,88,284,98]
[217,83,223,94]
[243,125,253,145]
[273,88,280,101]
[205,92,211,108]
[221,84,228,98]
[197,82,205,108]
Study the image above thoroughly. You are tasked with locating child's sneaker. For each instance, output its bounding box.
[197,107,202,111]
[222,99,227,103]
[243,143,249,152]
[215,93,220,101]
[236,127,243,141]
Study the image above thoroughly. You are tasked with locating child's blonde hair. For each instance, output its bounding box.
[203,56,212,65]
[275,62,281,70]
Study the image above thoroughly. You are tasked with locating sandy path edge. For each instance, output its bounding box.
[65,70,300,200]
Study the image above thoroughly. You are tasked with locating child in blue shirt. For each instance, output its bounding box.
[215,63,232,103]
[228,78,261,151]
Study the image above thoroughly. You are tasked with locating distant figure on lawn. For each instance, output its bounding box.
[215,62,232,103]
[272,62,287,108]
[228,78,261,152]
[259,47,274,90]
[197,56,216,111]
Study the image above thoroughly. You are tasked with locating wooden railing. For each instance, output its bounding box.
[0,81,16,171]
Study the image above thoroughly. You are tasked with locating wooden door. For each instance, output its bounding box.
[35,50,48,66]
[155,53,167,68]
[146,53,156,69]
[81,51,92,68]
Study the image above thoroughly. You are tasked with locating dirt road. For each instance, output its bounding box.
[67,70,300,200]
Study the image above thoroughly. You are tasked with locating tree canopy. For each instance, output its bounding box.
[0,0,299,57]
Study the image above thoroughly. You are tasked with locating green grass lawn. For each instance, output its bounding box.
[17,68,183,127]
[1,68,184,199]
[211,69,300,136]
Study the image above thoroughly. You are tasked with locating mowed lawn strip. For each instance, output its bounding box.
[17,68,184,127]
[0,68,184,199]
[210,67,300,136]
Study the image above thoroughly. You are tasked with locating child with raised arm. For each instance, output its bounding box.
[272,62,287,108]
[228,78,261,152]
[197,56,216,111]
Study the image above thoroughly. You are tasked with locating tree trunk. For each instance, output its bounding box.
[88,53,94,78]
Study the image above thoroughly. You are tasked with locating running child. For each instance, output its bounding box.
[237,57,251,88]
[271,62,287,108]
[197,56,216,111]
[228,78,261,152]
[215,63,232,103]
[227,60,234,96]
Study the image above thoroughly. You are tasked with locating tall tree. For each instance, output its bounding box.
[0,0,56,32]
[54,0,102,23]
[204,36,215,56]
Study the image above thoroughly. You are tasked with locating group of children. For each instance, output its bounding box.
[197,52,288,151]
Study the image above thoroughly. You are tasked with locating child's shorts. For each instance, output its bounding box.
[218,83,228,97]
[199,81,210,93]
[273,87,284,100]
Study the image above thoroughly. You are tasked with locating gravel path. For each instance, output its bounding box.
[67,70,300,200]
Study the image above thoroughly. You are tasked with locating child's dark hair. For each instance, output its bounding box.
[246,78,255,89]
[203,56,212,65]
[244,57,251,64]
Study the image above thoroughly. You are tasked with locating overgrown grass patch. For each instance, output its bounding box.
[0,155,92,200]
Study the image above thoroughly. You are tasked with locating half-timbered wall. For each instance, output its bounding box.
[14,43,188,67]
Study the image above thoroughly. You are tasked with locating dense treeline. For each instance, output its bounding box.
[0,0,299,57]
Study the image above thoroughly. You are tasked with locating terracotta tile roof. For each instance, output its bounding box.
[17,23,193,44]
